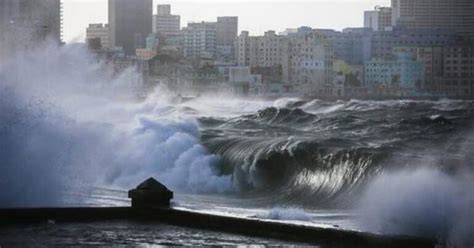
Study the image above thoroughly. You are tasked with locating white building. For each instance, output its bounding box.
[288,31,334,97]
[236,30,290,82]
[154,4,180,37]
[236,29,334,97]
[183,22,217,58]
[86,23,109,48]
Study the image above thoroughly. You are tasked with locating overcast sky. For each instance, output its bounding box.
[63,0,391,43]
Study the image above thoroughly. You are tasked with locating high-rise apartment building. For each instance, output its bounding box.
[391,0,474,38]
[183,22,217,58]
[108,0,153,55]
[364,7,392,31]
[0,0,62,63]
[86,24,109,49]
[154,5,180,37]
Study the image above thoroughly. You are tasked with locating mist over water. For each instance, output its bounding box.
[357,169,474,246]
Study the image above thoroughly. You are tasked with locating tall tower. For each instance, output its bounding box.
[108,0,153,55]
[391,0,474,38]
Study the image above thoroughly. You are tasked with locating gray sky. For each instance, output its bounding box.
[63,0,391,43]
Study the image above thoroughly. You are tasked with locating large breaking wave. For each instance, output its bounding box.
[198,98,474,205]
[194,97,474,244]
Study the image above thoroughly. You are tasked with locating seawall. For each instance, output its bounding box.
[0,207,436,248]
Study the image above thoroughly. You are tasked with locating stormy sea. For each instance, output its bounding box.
[1,44,474,247]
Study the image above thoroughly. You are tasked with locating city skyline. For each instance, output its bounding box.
[63,0,390,43]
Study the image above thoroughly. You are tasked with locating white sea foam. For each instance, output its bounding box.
[256,208,312,222]
[0,42,233,207]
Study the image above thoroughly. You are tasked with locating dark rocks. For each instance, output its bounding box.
[128,178,173,208]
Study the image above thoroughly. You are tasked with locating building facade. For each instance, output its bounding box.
[183,22,217,58]
[393,46,444,92]
[216,16,238,61]
[334,28,373,65]
[391,0,474,39]
[236,28,335,97]
[364,6,392,31]
[288,30,334,97]
[371,29,460,59]
[217,17,238,47]
[154,5,180,37]
[440,46,474,98]
[86,24,109,49]
[365,52,425,95]
[108,0,153,55]
[236,30,290,82]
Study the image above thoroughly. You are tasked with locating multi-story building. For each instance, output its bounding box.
[1,0,62,63]
[86,24,109,49]
[391,0,474,39]
[216,17,238,60]
[154,4,180,37]
[364,6,392,31]
[365,52,425,96]
[183,22,217,58]
[288,30,334,97]
[334,28,373,65]
[439,46,474,98]
[217,17,238,47]
[108,0,153,55]
[393,46,444,92]
[371,29,461,59]
[236,28,334,97]
[236,30,290,82]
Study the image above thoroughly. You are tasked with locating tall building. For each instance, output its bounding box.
[440,46,474,98]
[391,0,474,38]
[0,0,62,64]
[216,16,238,61]
[154,4,180,37]
[86,24,109,49]
[371,29,460,59]
[288,30,334,97]
[183,22,217,58]
[364,6,392,31]
[217,17,238,47]
[108,0,153,55]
